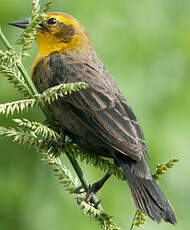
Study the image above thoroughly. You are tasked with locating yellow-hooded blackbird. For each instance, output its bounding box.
[9,12,177,224]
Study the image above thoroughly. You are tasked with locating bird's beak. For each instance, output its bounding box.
[8,17,30,29]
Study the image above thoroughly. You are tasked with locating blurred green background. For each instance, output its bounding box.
[0,0,189,229]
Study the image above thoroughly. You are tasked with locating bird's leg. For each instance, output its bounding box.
[85,172,111,204]
[74,172,111,207]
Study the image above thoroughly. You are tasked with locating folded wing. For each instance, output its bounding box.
[47,51,149,161]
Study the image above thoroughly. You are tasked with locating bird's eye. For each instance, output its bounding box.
[47,18,57,25]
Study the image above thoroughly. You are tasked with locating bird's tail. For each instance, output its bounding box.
[117,157,177,224]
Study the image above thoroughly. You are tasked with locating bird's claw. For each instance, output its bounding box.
[74,173,110,208]
[76,195,102,208]
[75,183,102,208]
[74,185,85,194]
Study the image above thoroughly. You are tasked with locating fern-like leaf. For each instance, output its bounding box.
[13,118,60,141]
[0,126,59,155]
[16,0,46,57]
[43,153,120,230]
[16,0,55,57]
[0,82,88,116]
[0,50,31,96]
[35,82,88,105]
[154,158,179,180]
[43,0,54,13]
[0,99,36,116]
[80,201,120,230]
[43,153,80,194]
[0,127,43,148]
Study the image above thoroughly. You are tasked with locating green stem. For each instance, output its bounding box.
[66,150,89,190]
[0,26,37,97]
[66,146,103,211]
[0,27,102,211]
[130,210,138,230]
[16,60,38,96]
[0,26,12,49]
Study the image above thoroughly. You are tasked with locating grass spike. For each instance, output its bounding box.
[0,99,36,116]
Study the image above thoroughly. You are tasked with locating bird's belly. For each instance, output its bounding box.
[46,100,112,157]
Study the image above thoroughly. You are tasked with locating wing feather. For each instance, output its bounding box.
[45,51,149,161]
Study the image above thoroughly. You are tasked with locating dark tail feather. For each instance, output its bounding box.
[119,161,177,224]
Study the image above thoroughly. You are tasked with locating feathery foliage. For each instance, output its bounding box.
[0,126,44,149]
[0,48,31,96]
[79,201,120,230]
[130,210,146,230]
[43,153,80,194]
[35,82,88,105]
[0,82,87,117]
[43,153,120,229]
[17,0,47,57]
[43,0,54,13]
[0,121,121,230]
[13,118,60,141]
[0,99,36,115]
[154,158,179,180]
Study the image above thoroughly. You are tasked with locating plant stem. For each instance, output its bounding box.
[0,26,37,97]
[17,60,38,96]
[0,27,102,211]
[66,146,103,211]
[0,26,12,49]
[130,210,138,230]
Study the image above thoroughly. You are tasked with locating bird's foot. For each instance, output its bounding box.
[76,196,102,209]
[74,185,85,194]
[75,183,102,208]
[74,173,111,208]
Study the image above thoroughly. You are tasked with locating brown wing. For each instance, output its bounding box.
[43,51,149,161]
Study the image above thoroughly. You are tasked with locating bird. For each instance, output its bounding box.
[9,12,177,224]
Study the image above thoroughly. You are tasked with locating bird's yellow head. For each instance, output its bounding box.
[35,12,91,56]
[9,12,92,70]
